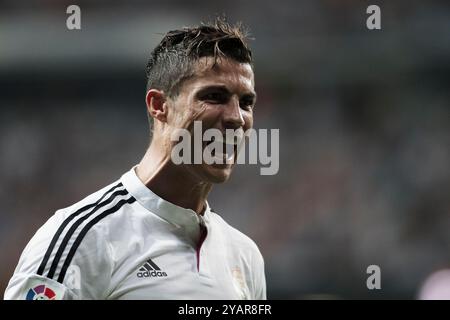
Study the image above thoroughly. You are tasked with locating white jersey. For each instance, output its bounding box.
[4,167,266,300]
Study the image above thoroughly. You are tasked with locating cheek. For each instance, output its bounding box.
[191,103,223,125]
[170,99,208,129]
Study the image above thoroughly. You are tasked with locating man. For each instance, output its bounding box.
[4,19,266,300]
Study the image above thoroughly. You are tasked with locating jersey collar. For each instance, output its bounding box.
[121,166,211,242]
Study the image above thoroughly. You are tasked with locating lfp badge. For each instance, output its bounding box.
[26,284,56,300]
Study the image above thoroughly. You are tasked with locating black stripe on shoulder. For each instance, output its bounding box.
[57,196,136,283]
[37,182,123,276]
[46,188,128,279]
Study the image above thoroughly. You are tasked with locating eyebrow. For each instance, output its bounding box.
[195,85,257,101]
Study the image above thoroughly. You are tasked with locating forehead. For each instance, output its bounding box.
[182,57,255,93]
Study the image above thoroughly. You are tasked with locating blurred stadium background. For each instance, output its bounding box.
[1,0,449,299]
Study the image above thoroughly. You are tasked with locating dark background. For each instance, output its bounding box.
[1,0,449,299]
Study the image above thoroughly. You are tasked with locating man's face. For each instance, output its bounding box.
[166,57,256,184]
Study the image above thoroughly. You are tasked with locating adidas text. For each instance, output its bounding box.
[137,270,167,278]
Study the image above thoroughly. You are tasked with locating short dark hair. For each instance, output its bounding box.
[145,18,253,132]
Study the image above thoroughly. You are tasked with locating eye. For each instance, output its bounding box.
[203,92,228,104]
[239,97,255,111]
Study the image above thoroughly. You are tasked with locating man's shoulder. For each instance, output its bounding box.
[60,179,125,217]
[11,178,129,293]
[59,177,136,219]
[44,178,137,248]
[25,178,124,250]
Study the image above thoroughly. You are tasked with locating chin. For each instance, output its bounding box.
[200,164,233,184]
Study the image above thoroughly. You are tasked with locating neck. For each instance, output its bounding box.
[136,141,212,215]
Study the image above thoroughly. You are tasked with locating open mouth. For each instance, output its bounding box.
[203,133,241,165]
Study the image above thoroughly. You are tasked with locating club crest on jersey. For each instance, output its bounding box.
[136,258,167,278]
[231,266,250,300]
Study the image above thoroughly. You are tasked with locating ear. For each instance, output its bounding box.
[146,89,168,123]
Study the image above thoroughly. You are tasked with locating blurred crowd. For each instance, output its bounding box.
[0,0,449,298]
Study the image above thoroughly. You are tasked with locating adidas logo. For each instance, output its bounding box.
[137,259,167,278]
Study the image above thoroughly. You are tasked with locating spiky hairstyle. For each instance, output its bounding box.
[145,17,253,98]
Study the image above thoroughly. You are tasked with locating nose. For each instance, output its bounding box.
[223,96,245,129]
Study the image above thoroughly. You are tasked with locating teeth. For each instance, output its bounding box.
[202,129,243,165]
[213,129,244,145]
[204,143,235,164]
[212,135,226,145]
[225,143,235,160]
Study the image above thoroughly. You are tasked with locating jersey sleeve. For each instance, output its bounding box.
[252,248,267,300]
[4,209,113,300]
